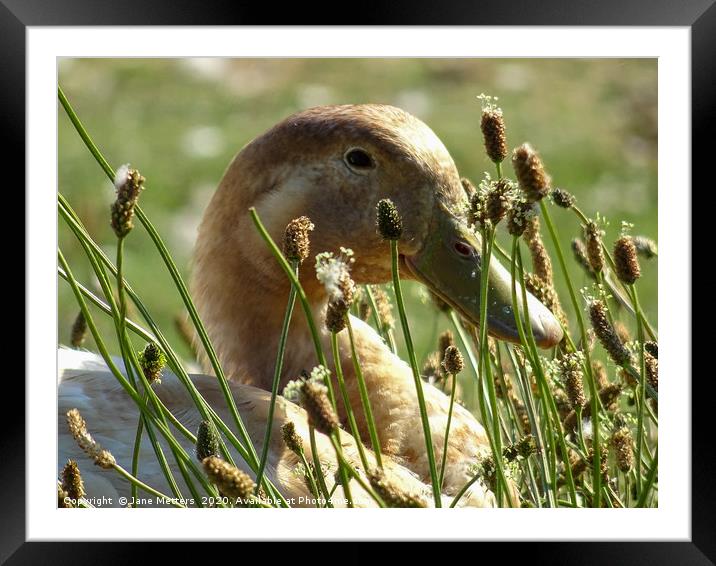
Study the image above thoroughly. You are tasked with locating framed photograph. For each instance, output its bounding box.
[7,0,709,561]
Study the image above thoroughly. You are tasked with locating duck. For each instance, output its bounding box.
[59,104,563,508]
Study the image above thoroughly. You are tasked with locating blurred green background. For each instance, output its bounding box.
[58,58,657,369]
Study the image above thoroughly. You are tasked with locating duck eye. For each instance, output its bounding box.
[344,148,374,171]
[454,241,474,258]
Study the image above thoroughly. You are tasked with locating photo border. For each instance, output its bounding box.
[6,0,710,561]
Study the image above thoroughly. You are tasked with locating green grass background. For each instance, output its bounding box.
[58,58,657,370]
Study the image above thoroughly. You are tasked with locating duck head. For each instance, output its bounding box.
[197,104,562,352]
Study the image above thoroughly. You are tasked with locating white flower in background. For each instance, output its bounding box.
[581,417,593,440]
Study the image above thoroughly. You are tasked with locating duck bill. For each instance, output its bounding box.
[404,212,563,349]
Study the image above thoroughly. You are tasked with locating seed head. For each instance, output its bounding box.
[523,216,553,285]
[512,143,551,202]
[503,435,536,462]
[485,179,515,224]
[506,198,537,237]
[58,484,73,508]
[315,248,356,306]
[644,341,658,359]
[442,345,464,375]
[614,320,632,345]
[631,235,658,259]
[196,419,221,462]
[376,198,403,240]
[110,165,145,238]
[325,299,349,333]
[611,427,634,473]
[61,459,85,501]
[584,221,605,273]
[589,300,632,366]
[367,469,426,508]
[613,236,641,285]
[422,351,444,385]
[138,342,166,384]
[301,381,340,436]
[592,360,609,390]
[372,287,395,330]
[282,216,314,264]
[572,238,595,279]
[202,456,256,502]
[645,351,658,391]
[480,106,508,164]
[66,408,116,469]
[281,421,304,455]
[551,188,576,209]
[559,352,586,410]
[70,312,87,348]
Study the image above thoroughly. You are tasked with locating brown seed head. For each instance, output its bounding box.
[376,198,403,240]
[422,351,444,385]
[66,408,116,469]
[645,351,658,391]
[584,221,605,273]
[572,238,595,279]
[512,143,551,202]
[301,382,340,436]
[523,216,553,285]
[506,199,537,237]
[592,360,609,390]
[559,352,586,410]
[283,216,314,264]
[325,299,349,333]
[70,312,87,349]
[644,341,658,359]
[110,166,145,238]
[202,456,256,502]
[551,188,576,209]
[442,345,464,375]
[481,107,508,163]
[372,286,395,330]
[367,469,426,508]
[281,421,304,455]
[613,236,641,285]
[61,459,85,501]
[58,484,73,508]
[503,434,536,462]
[611,427,634,473]
[589,300,632,366]
[485,178,514,224]
[438,330,455,360]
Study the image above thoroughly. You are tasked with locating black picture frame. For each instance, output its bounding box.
[6,1,709,562]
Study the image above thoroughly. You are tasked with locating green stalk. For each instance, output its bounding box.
[255,260,299,494]
[515,243,578,505]
[477,225,513,506]
[248,207,336,409]
[57,92,280,500]
[308,427,334,507]
[438,371,458,489]
[636,446,658,508]
[346,318,383,467]
[508,237,557,507]
[59,250,224,502]
[539,200,600,507]
[389,239,441,507]
[629,284,648,497]
[570,205,657,341]
[330,331,370,472]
